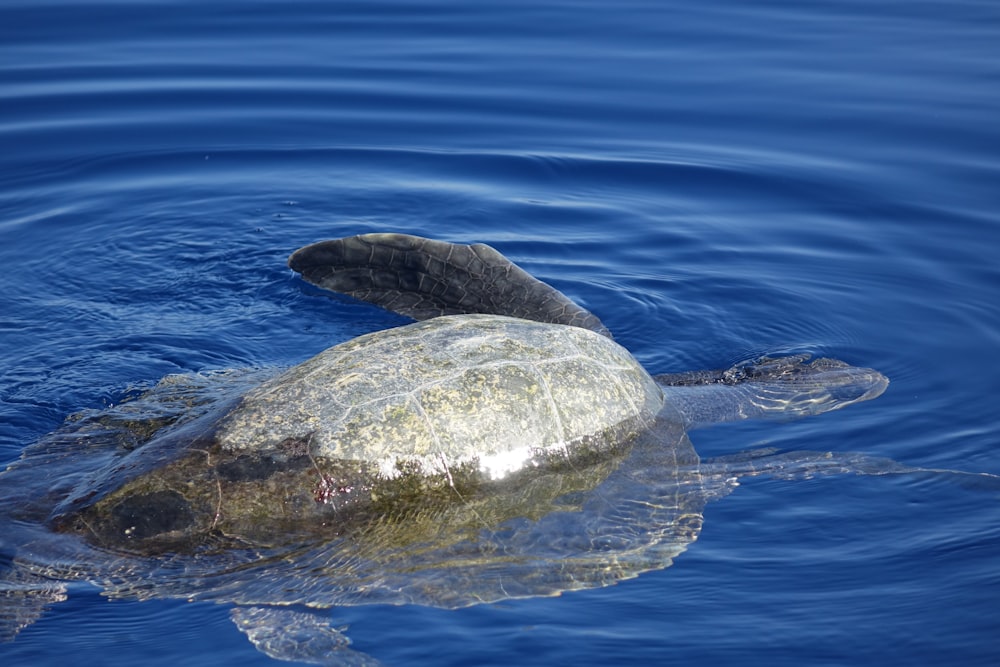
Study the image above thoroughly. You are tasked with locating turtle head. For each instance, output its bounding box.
[656,354,889,426]
[730,355,889,419]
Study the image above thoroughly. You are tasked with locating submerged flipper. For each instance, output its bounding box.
[655,354,889,427]
[231,606,381,666]
[0,566,67,642]
[288,233,610,336]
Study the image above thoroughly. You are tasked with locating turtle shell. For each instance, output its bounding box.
[57,314,663,551]
[219,314,663,480]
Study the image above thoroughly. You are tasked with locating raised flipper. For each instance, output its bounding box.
[230,606,382,666]
[655,354,889,428]
[288,233,610,336]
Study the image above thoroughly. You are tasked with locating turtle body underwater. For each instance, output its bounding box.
[1,233,894,665]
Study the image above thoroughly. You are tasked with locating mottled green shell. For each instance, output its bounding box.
[217,314,663,481]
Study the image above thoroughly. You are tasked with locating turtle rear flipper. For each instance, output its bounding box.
[231,606,381,666]
[288,233,610,336]
[0,567,67,642]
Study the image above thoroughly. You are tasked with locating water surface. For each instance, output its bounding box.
[2,1,999,665]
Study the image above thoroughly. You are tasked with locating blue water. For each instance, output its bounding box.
[2,1,999,665]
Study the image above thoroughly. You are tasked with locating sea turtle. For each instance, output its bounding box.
[1,233,895,665]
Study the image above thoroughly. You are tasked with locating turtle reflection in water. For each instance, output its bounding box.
[2,233,902,665]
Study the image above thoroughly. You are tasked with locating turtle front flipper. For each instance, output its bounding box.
[230,606,381,666]
[288,233,610,336]
[654,355,889,427]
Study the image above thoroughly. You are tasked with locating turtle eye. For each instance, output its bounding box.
[109,490,194,540]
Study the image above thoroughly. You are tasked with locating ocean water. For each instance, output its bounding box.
[2,1,999,665]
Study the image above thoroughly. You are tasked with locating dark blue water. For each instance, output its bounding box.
[2,1,999,665]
